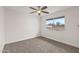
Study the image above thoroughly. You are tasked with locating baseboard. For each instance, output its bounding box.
[5,35,38,44]
[42,35,79,48]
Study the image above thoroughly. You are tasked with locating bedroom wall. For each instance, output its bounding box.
[41,7,79,48]
[5,8,40,44]
[0,7,5,52]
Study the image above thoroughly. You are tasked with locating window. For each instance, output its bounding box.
[46,16,65,31]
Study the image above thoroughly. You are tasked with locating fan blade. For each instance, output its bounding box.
[29,7,37,10]
[38,6,41,9]
[41,6,47,10]
[42,11,49,14]
[30,11,37,14]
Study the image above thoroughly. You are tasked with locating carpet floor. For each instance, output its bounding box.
[3,36,79,53]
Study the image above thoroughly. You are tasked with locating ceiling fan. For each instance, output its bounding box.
[29,6,49,15]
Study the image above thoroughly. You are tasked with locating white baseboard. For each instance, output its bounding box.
[42,35,79,48]
[5,35,38,44]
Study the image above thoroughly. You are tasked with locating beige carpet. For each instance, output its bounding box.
[3,36,79,53]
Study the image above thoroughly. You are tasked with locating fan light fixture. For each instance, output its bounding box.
[37,10,41,13]
[29,6,49,15]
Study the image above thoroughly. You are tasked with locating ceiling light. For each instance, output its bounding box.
[37,10,41,13]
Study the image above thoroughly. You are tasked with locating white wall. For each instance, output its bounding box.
[5,8,40,44]
[0,7,5,52]
[4,7,79,48]
[41,7,79,48]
